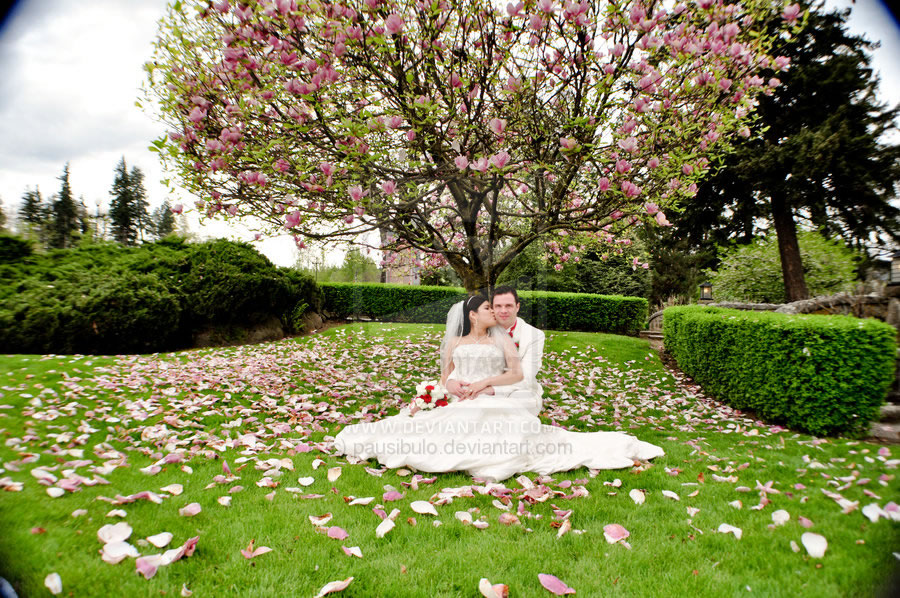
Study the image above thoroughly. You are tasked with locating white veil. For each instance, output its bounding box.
[440,300,465,379]
[440,297,509,380]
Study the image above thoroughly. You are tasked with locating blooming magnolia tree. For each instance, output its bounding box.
[147,0,800,290]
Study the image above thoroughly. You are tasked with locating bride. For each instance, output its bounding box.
[332,294,664,482]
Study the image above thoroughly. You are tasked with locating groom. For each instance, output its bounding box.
[446,285,545,415]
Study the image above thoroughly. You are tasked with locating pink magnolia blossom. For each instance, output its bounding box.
[274,158,290,172]
[489,118,506,136]
[490,150,511,169]
[529,15,545,30]
[285,211,301,228]
[648,156,660,169]
[320,162,336,177]
[694,71,714,87]
[385,14,404,35]
[454,155,469,170]
[719,78,733,91]
[615,159,631,174]
[621,181,641,198]
[381,180,397,195]
[188,107,207,123]
[387,115,404,129]
[598,177,610,192]
[774,56,791,70]
[506,2,524,17]
[171,204,184,215]
[655,211,671,226]
[644,202,659,215]
[470,157,489,172]
[618,136,638,153]
[610,210,623,220]
[559,137,577,151]
[782,3,801,22]
[723,22,740,40]
[406,130,416,142]
[348,185,368,202]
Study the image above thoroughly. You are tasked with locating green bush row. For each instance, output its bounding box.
[663,305,896,436]
[321,283,648,334]
[0,236,321,354]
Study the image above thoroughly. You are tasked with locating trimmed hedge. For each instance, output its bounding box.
[663,305,897,437]
[0,237,321,354]
[321,283,648,334]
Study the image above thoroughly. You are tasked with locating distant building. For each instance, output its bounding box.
[380,229,421,285]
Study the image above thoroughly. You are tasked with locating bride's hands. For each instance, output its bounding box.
[460,381,494,400]
[445,379,467,397]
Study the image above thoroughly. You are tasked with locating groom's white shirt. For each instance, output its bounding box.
[496,317,545,414]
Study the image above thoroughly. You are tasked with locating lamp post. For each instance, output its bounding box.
[699,282,713,302]
[884,250,900,299]
[890,251,900,287]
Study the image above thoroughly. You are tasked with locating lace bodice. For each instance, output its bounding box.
[451,343,505,381]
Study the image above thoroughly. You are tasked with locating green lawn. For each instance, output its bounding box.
[1,323,898,597]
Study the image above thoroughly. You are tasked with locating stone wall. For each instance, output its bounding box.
[648,292,899,333]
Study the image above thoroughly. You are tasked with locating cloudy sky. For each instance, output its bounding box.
[0,0,898,267]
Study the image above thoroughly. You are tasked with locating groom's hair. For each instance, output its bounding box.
[491,285,519,304]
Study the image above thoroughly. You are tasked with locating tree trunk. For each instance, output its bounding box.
[457,267,490,293]
[770,191,809,302]
[446,256,491,293]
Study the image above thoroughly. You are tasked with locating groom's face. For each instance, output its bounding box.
[492,292,519,329]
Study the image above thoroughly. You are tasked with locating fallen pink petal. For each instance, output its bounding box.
[603,523,630,544]
[314,576,354,597]
[538,573,576,595]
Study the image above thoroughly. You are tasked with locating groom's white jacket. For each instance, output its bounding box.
[495,317,545,414]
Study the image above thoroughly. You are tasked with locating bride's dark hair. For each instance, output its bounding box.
[461,294,489,336]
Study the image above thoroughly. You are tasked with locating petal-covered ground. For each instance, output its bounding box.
[0,323,898,597]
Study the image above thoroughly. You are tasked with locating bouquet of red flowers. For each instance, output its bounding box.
[413,380,450,410]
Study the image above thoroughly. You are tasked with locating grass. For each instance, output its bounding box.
[0,322,898,597]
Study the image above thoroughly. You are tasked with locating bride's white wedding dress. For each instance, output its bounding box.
[333,343,664,482]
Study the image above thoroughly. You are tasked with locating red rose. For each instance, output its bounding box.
[425,385,435,391]
[422,395,432,403]
[435,399,448,407]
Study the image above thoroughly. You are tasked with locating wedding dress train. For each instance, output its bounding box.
[332,344,664,482]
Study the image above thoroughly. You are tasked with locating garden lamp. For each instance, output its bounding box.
[699,282,713,302]
[891,250,900,286]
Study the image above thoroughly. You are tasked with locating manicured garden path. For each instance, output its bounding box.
[1,323,897,596]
